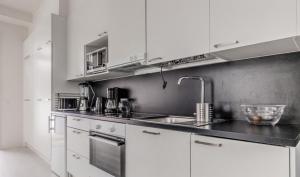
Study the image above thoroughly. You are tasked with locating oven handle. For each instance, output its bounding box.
[89,133,125,147]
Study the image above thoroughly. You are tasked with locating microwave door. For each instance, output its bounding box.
[90,133,125,177]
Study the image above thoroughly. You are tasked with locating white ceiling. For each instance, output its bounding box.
[0,0,41,14]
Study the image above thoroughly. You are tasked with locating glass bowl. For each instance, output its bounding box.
[241,105,286,126]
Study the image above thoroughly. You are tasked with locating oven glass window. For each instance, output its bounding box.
[90,137,125,177]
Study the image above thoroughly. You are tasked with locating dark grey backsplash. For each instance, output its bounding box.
[93,52,300,124]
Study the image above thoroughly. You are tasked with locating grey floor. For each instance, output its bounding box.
[0,148,56,177]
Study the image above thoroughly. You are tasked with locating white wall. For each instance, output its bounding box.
[0,22,27,149]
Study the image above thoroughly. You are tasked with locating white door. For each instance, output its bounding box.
[146,0,209,64]
[33,100,52,161]
[108,0,146,67]
[51,115,66,177]
[191,135,290,177]
[34,43,51,100]
[126,125,190,177]
[210,0,297,52]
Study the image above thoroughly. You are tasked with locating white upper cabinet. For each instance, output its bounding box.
[67,0,109,80]
[210,0,297,52]
[191,135,290,177]
[32,0,59,49]
[107,0,146,68]
[146,0,209,64]
[126,125,190,177]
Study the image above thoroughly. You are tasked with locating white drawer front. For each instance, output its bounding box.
[67,151,91,177]
[67,128,89,159]
[67,116,90,131]
[90,120,125,138]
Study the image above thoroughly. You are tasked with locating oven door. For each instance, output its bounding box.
[89,132,125,177]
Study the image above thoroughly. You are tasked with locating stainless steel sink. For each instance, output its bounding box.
[142,116,195,124]
[139,116,226,128]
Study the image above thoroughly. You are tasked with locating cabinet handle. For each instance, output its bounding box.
[194,140,222,147]
[24,99,31,101]
[37,47,43,51]
[72,154,80,159]
[72,130,81,134]
[148,57,163,63]
[142,130,161,135]
[36,98,43,102]
[98,31,107,37]
[72,118,81,121]
[214,40,239,49]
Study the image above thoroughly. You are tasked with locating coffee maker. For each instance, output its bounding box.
[79,83,95,112]
[105,87,127,114]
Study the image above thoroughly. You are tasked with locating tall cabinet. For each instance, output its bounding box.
[23,0,77,165]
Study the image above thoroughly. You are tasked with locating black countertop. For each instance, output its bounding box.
[52,111,300,147]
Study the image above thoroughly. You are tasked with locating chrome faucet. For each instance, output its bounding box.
[178,76,205,104]
[178,76,213,123]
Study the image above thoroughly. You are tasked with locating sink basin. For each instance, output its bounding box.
[143,116,195,124]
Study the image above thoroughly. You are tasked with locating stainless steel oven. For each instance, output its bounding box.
[89,131,125,177]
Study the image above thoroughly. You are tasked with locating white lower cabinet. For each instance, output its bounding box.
[191,134,290,177]
[126,125,190,177]
[67,151,91,177]
[67,128,89,159]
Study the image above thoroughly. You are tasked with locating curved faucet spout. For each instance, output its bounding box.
[177,76,205,104]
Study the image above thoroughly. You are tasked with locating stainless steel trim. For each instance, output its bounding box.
[214,40,239,48]
[194,140,222,147]
[89,132,125,147]
[142,130,161,135]
[148,57,163,63]
[49,116,55,133]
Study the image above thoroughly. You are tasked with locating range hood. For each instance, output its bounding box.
[108,59,151,72]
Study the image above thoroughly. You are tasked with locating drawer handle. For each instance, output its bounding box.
[214,40,239,49]
[72,154,80,159]
[194,140,222,147]
[72,118,81,121]
[72,130,81,134]
[148,57,163,63]
[95,125,102,129]
[142,130,160,135]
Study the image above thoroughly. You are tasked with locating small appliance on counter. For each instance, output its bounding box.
[55,93,80,111]
[92,97,106,114]
[79,82,96,112]
[105,87,128,115]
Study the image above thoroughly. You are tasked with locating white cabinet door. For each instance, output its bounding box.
[51,115,66,177]
[67,127,89,159]
[67,0,109,80]
[107,0,146,67]
[67,151,91,177]
[191,135,290,177]
[126,125,190,177]
[33,43,52,100]
[146,0,209,64]
[210,0,297,52]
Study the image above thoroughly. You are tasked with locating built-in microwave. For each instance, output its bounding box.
[86,47,108,75]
